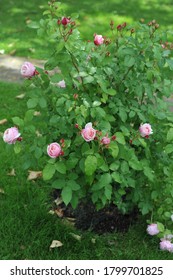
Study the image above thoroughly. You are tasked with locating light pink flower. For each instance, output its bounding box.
[57,80,66,88]
[3,127,21,144]
[61,17,70,25]
[147,223,159,235]
[139,123,153,137]
[81,122,96,142]
[47,142,62,158]
[160,239,173,252]
[21,62,36,78]
[101,136,111,145]
[94,34,104,46]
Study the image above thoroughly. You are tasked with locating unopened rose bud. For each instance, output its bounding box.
[17,137,23,142]
[129,139,133,144]
[73,93,79,99]
[131,28,135,33]
[57,19,61,25]
[70,21,76,26]
[60,138,65,144]
[75,124,79,128]
[111,135,116,141]
[155,23,159,29]
[152,19,156,25]
[34,70,39,75]
[68,28,73,35]
[117,24,122,31]
[61,17,70,26]
[122,22,127,28]
[140,18,145,23]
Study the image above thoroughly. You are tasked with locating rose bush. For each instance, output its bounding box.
[3,1,173,250]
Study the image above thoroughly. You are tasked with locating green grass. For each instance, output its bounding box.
[1,0,173,58]
[0,81,173,260]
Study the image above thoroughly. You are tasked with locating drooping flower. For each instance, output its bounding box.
[139,123,153,138]
[146,223,159,236]
[81,122,96,142]
[160,239,173,252]
[47,143,62,158]
[94,34,104,46]
[3,127,21,144]
[21,62,36,78]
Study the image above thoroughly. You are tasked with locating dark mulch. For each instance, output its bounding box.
[52,190,139,234]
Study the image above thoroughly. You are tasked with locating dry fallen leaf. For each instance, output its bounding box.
[27,170,42,181]
[0,188,5,194]
[91,238,96,244]
[54,197,63,206]
[55,208,64,218]
[50,240,63,249]
[69,233,81,241]
[7,169,16,176]
[15,93,25,99]
[0,119,8,125]
[35,130,42,137]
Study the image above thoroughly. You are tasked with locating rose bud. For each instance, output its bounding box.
[94,34,104,46]
[61,17,70,25]
[47,142,62,158]
[117,24,122,31]
[21,62,36,78]
[3,127,21,144]
[101,136,111,145]
[81,122,96,142]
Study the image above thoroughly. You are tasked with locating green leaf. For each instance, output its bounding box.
[61,186,72,205]
[27,21,40,29]
[109,142,119,158]
[112,172,122,183]
[85,155,97,176]
[56,162,66,174]
[167,128,173,142]
[66,180,80,191]
[52,179,66,189]
[129,158,143,170]
[143,166,154,181]
[12,116,24,127]
[14,142,21,154]
[39,97,47,108]
[92,101,101,107]
[27,98,38,109]
[106,89,117,96]
[43,163,56,181]
[157,222,165,232]
[124,56,135,67]
[24,110,34,122]
[165,144,173,154]
[104,184,112,200]
[98,173,112,188]
[116,132,125,145]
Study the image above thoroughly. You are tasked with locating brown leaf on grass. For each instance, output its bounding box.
[69,233,82,241]
[54,197,63,206]
[0,188,5,194]
[49,240,63,249]
[7,169,16,176]
[15,93,25,99]
[0,119,8,125]
[27,170,42,181]
[54,208,64,218]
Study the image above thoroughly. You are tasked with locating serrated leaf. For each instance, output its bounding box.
[56,162,66,174]
[85,155,97,176]
[61,186,72,205]
[43,164,56,180]
[104,184,112,200]
[116,132,125,145]
[167,128,173,142]
[109,142,119,158]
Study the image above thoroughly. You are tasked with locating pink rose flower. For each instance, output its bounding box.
[21,62,36,78]
[47,142,62,158]
[61,17,70,25]
[3,127,21,144]
[94,34,104,46]
[101,136,111,145]
[160,239,173,252]
[139,123,153,137]
[81,122,96,142]
[57,80,66,88]
[147,223,159,235]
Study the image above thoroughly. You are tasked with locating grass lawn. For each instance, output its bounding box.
[0,0,173,58]
[0,81,173,260]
